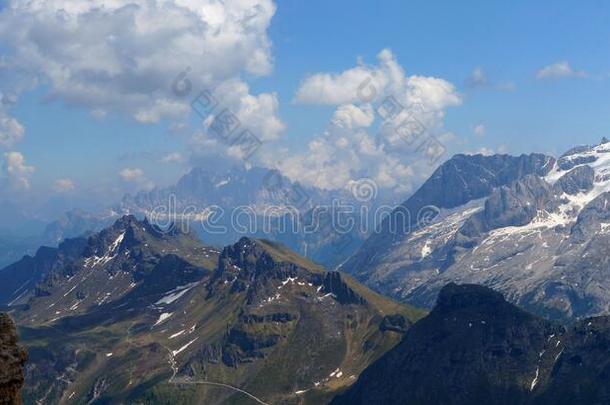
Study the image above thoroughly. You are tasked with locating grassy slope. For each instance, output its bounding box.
[19,238,427,404]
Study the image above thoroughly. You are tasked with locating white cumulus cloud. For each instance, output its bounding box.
[212,79,286,142]
[536,61,586,80]
[3,151,34,190]
[294,65,382,105]
[0,0,280,125]
[0,113,25,148]
[119,167,154,191]
[331,104,376,129]
[276,49,462,195]
[188,78,286,164]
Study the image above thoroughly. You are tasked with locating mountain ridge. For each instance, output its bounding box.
[5,216,423,404]
[341,140,610,320]
[332,283,610,405]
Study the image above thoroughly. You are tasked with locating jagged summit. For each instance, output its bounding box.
[217,237,280,275]
[8,226,423,403]
[342,144,610,320]
[209,237,369,306]
[0,214,219,324]
[560,138,610,159]
[216,237,323,275]
[81,215,192,264]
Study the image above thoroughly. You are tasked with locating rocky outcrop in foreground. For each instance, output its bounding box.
[333,283,610,405]
[0,313,27,405]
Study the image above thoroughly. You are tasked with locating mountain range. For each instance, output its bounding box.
[0,216,423,404]
[3,141,610,403]
[342,139,610,320]
[118,166,381,268]
[1,165,385,271]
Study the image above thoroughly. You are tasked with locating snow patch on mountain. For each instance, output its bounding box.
[344,141,610,319]
[154,312,173,326]
[155,282,200,306]
[84,232,125,268]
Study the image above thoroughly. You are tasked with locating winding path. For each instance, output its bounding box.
[161,343,269,405]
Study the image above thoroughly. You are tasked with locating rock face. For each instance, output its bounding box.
[400,153,554,214]
[538,317,610,404]
[460,174,557,237]
[332,283,610,405]
[341,140,610,320]
[555,165,595,195]
[343,152,555,277]
[558,149,598,170]
[0,314,27,405]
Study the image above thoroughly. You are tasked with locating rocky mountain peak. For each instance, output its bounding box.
[396,153,555,217]
[110,214,141,229]
[332,283,610,405]
[208,237,306,301]
[82,215,140,256]
[211,238,368,306]
[216,237,282,279]
[80,215,194,265]
[557,148,598,170]
[346,152,556,276]
[343,142,610,320]
[1,221,421,403]
[570,191,610,242]
[332,284,576,405]
[435,283,508,313]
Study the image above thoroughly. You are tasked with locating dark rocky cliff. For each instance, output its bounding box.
[0,313,27,405]
[333,283,610,405]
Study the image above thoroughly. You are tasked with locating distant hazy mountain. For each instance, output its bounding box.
[0,200,48,237]
[121,166,325,212]
[0,236,37,270]
[342,139,610,320]
[119,165,378,268]
[5,216,423,404]
[332,283,610,405]
[0,165,379,271]
[0,209,117,269]
[0,200,54,268]
[40,209,117,246]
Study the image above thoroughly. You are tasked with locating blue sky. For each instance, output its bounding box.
[2,0,610,213]
[263,0,610,153]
